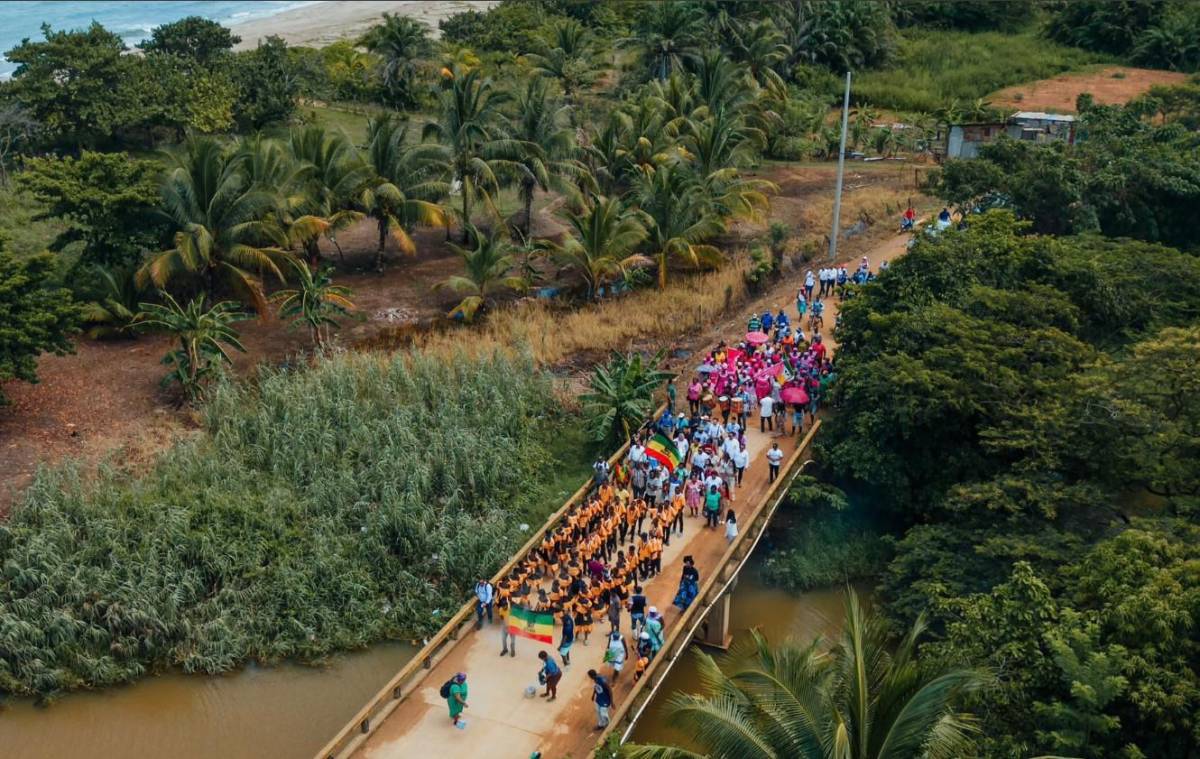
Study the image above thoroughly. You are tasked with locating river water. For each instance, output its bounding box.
[629,565,873,749]
[0,643,415,759]
[0,547,864,758]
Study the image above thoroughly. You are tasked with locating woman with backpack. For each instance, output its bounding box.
[442,672,468,730]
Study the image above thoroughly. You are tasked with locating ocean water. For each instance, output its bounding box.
[0,0,325,77]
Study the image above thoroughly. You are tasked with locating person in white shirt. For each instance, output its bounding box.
[691,448,710,475]
[759,395,775,433]
[733,441,749,486]
[722,432,740,461]
[804,269,815,301]
[673,433,689,465]
[628,439,646,465]
[766,443,784,482]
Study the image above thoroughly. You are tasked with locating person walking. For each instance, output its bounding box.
[537,651,562,701]
[724,509,739,542]
[474,578,494,629]
[559,609,575,666]
[704,485,722,529]
[767,442,784,483]
[605,629,629,682]
[588,670,614,730]
[628,585,647,632]
[445,672,468,730]
[645,608,664,658]
[733,440,749,486]
[804,269,815,301]
[500,607,518,657]
[759,393,775,433]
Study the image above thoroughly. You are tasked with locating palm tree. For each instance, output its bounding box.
[581,349,673,445]
[511,79,592,237]
[360,115,449,270]
[140,292,248,400]
[138,137,292,314]
[359,13,431,109]
[285,126,372,267]
[81,267,147,339]
[525,18,600,106]
[434,223,526,321]
[690,50,755,115]
[271,258,355,346]
[623,0,706,82]
[635,166,725,290]
[546,196,649,300]
[422,67,526,241]
[625,590,987,759]
[726,18,791,88]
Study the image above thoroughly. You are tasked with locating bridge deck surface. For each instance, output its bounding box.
[354,419,789,759]
[348,230,911,759]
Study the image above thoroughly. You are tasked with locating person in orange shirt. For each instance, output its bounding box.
[633,655,650,682]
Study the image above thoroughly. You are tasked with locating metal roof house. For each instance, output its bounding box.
[945,111,1078,159]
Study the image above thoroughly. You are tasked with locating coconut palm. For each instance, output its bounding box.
[625,590,987,759]
[423,67,526,241]
[271,258,355,346]
[285,126,372,266]
[581,349,673,445]
[511,79,593,237]
[546,196,650,300]
[360,115,449,270]
[138,137,292,314]
[635,165,725,290]
[434,223,526,321]
[140,292,248,400]
[525,18,600,105]
[725,18,791,88]
[690,50,756,115]
[80,267,147,340]
[623,0,706,82]
[359,12,431,109]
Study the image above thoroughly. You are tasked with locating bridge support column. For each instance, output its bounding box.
[699,581,735,650]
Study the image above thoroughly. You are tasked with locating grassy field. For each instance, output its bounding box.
[855,30,1105,113]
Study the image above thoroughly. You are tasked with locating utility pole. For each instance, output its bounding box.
[829,70,852,261]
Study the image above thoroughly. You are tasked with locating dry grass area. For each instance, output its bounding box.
[989,66,1191,113]
[413,262,750,367]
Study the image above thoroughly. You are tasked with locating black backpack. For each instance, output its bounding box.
[439,679,455,699]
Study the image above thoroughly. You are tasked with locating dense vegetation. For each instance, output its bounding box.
[932,99,1200,250]
[2,5,1198,751]
[0,351,586,699]
[824,212,1200,757]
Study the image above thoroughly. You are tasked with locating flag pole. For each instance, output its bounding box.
[829,70,852,261]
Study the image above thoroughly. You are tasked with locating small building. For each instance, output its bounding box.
[945,122,1008,159]
[1008,111,1077,144]
[944,111,1078,159]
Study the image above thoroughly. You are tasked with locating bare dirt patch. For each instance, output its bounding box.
[989,66,1190,113]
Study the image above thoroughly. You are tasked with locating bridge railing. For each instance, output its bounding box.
[314,404,665,759]
[590,420,821,757]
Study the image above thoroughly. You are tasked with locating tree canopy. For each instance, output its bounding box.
[0,244,79,404]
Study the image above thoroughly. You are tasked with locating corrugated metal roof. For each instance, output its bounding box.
[1012,111,1076,122]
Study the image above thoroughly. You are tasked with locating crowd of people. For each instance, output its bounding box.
[447,263,863,733]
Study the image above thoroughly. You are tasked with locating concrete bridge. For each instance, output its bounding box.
[315,418,820,759]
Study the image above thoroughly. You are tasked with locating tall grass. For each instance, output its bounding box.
[414,261,751,366]
[855,30,1104,113]
[0,350,586,700]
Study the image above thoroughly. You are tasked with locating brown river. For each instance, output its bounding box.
[0,559,867,758]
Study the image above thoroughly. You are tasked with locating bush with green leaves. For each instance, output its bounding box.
[581,349,673,445]
[0,349,577,699]
[0,247,79,405]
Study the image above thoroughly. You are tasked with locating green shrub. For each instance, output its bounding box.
[854,30,1103,113]
[0,350,586,699]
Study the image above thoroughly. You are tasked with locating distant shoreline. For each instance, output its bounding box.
[230,0,500,49]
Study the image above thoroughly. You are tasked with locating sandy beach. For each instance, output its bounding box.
[231,0,500,50]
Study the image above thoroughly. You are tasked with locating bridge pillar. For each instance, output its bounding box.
[698,577,736,650]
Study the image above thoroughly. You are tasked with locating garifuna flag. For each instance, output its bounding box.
[508,605,555,643]
[645,433,682,473]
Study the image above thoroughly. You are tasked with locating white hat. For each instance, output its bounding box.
[648,606,659,615]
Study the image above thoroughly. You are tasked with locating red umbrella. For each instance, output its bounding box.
[745,331,769,345]
[781,386,810,405]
